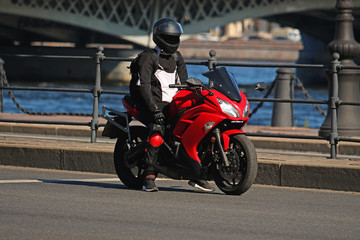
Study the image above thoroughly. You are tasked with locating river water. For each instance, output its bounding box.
[2,64,328,129]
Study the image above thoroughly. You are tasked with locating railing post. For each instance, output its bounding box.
[329,53,340,159]
[208,50,217,71]
[207,50,217,87]
[271,68,295,127]
[90,46,104,143]
[0,58,4,113]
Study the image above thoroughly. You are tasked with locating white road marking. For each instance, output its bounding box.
[0,177,174,184]
[0,178,120,184]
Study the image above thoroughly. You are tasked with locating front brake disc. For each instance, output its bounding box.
[218,149,240,181]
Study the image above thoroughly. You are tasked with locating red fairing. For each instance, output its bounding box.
[122,98,138,117]
[182,112,225,162]
[221,132,230,151]
[239,91,250,124]
[169,88,249,163]
[168,90,200,120]
[221,129,246,151]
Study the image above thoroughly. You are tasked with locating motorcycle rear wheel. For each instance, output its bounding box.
[114,134,145,190]
[213,134,258,195]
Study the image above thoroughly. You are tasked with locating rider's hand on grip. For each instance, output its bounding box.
[153,111,165,125]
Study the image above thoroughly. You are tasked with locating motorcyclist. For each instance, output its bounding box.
[130,17,215,192]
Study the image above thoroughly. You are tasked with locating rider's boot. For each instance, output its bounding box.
[143,174,158,192]
[188,164,215,192]
[188,180,215,192]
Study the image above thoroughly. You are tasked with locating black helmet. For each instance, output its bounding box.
[153,17,183,54]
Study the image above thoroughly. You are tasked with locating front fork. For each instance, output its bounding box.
[213,128,230,167]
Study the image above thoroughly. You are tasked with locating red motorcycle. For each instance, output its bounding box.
[103,67,264,195]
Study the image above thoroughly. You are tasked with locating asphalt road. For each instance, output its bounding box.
[1,166,359,240]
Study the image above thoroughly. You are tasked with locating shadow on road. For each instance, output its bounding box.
[38,178,223,195]
[38,179,126,189]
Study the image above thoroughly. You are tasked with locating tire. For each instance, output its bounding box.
[114,133,145,190]
[213,134,258,195]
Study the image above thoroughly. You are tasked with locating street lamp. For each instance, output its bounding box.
[319,0,360,137]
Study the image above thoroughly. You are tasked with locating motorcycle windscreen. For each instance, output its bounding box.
[202,67,242,102]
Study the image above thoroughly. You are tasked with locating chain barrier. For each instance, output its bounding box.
[293,76,326,117]
[248,78,276,118]
[248,75,326,118]
[0,66,91,116]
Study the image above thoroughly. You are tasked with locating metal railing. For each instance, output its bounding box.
[1,47,360,159]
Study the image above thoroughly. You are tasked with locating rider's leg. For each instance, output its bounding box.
[142,123,164,192]
[187,164,215,192]
[178,148,215,192]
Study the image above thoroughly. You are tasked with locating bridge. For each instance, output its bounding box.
[0,0,360,47]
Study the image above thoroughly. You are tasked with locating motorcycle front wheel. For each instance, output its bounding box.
[213,134,258,195]
[114,134,145,190]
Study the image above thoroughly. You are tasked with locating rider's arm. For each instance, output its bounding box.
[175,51,188,84]
[137,52,159,113]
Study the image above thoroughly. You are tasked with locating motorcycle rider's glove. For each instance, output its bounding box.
[153,110,165,125]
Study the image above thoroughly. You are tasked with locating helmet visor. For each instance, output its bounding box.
[160,34,180,45]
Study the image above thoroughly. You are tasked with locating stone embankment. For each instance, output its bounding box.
[179,38,303,62]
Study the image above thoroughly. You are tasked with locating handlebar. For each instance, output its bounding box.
[169,84,188,88]
[169,82,214,97]
[169,77,204,89]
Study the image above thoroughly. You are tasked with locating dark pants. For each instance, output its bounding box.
[136,108,166,177]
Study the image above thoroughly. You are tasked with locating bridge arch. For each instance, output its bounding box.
[1,0,359,45]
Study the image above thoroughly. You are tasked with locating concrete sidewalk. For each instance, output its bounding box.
[0,113,359,192]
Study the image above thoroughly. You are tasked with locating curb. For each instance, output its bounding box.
[256,161,360,192]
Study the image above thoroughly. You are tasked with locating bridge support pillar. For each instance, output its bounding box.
[319,0,360,137]
[271,68,295,127]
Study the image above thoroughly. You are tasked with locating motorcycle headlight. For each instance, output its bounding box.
[243,100,250,118]
[217,98,240,118]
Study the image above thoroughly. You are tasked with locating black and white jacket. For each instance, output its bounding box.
[133,46,188,113]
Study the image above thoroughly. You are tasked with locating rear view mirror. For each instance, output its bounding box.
[186,77,203,87]
[255,82,267,91]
